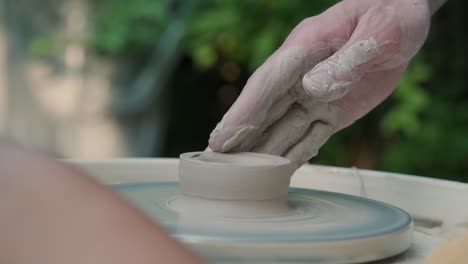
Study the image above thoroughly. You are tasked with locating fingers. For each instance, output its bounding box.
[209,91,295,152]
[204,146,212,152]
[285,122,334,169]
[302,4,409,103]
[252,104,311,156]
[333,65,408,128]
[208,5,357,154]
[209,46,325,152]
[302,38,380,102]
[276,66,406,167]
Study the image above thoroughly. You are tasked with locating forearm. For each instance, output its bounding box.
[0,142,204,264]
[427,0,447,15]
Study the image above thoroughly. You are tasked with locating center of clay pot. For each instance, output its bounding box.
[170,152,295,217]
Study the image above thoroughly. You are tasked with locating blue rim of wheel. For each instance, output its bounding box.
[112,182,412,243]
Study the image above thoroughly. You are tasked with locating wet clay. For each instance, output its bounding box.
[115,181,413,263]
[112,152,413,262]
[174,152,295,217]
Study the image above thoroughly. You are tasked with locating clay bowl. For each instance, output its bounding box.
[172,152,295,217]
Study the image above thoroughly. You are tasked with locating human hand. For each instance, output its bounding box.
[209,0,433,169]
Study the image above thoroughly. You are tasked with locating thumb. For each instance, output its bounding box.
[302,38,380,102]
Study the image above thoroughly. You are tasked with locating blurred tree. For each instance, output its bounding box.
[30,0,467,182]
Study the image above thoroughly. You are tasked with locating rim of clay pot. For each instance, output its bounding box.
[179,152,291,168]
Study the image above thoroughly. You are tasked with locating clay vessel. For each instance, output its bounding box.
[170,152,295,217]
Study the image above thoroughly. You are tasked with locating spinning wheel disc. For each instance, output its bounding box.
[113,182,413,263]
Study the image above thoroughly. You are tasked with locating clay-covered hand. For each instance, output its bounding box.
[209,0,433,169]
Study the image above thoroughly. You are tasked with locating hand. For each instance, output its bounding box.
[209,0,432,169]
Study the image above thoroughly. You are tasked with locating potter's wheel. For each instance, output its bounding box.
[113,152,413,263]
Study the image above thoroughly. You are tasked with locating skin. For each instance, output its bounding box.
[0,0,448,263]
[426,232,468,264]
[209,0,448,169]
[0,142,205,264]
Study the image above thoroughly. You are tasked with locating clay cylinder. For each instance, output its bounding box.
[178,152,293,201]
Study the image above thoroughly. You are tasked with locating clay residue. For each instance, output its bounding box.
[413,216,443,229]
[334,38,379,71]
[352,167,367,198]
[302,38,379,102]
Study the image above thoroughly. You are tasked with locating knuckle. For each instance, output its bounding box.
[287,17,314,40]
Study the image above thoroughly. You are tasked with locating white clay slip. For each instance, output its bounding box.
[112,151,414,263]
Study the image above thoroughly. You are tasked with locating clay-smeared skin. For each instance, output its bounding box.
[209,0,441,169]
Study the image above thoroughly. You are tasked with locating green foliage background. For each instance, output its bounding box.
[42,0,468,181]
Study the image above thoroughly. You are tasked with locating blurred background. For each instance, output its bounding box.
[0,0,466,182]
